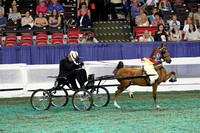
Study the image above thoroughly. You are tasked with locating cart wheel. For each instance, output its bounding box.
[89,86,110,107]
[31,89,51,111]
[72,89,93,111]
[49,87,69,107]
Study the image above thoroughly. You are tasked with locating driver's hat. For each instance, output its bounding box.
[69,51,78,62]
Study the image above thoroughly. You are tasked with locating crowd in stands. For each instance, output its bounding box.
[0,0,200,46]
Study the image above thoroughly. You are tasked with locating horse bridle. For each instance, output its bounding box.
[159,47,170,62]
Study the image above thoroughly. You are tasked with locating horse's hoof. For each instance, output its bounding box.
[129,94,134,98]
[169,78,177,82]
[114,104,121,109]
[156,105,162,110]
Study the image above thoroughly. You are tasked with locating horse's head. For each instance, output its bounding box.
[151,43,172,64]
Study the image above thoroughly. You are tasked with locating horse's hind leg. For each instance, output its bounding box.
[125,89,134,98]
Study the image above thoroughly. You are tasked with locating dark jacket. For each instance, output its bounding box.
[58,56,80,78]
[77,14,90,27]
[154,31,168,42]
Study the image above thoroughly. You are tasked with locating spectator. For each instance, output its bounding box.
[77,2,91,20]
[21,11,34,28]
[194,7,200,25]
[137,0,145,7]
[184,12,196,26]
[137,13,150,27]
[154,23,168,42]
[170,22,182,42]
[0,12,7,30]
[169,14,180,30]
[139,30,154,42]
[151,13,165,26]
[77,9,90,28]
[110,0,123,20]
[8,5,21,25]
[0,5,4,16]
[158,0,172,11]
[82,31,98,43]
[149,7,160,23]
[131,0,140,36]
[77,0,89,9]
[183,16,197,34]
[49,9,61,27]
[36,0,48,15]
[146,0,159,6]
[135,8,145,25]
[34,11,48,27]
[47,0,64,14]
[11,0,17,7]
[66,17,77,28]
[61,0,76,8]
[184,23,200,41]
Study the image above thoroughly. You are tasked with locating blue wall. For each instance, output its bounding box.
[0,41,200,65]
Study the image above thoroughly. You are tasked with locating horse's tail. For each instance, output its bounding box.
[113,61,124,76]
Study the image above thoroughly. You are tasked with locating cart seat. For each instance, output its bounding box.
[56,77,69,83]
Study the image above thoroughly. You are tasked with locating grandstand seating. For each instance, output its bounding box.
[6,35,18,41]
[21,35,33,41]
[52,33,64,39]
[36,34,48,40]
[135,27,158,38]
[67,33,79,39]
[4,41,17,47]
[20,40,32,46]
[67,39,78,44]
[36,40,48,45]
[52,39,64,45]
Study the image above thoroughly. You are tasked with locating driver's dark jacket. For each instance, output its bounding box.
[58,56,80,78]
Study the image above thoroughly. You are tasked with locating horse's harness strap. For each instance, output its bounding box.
[155,66,163,71]
[142,68,151,86]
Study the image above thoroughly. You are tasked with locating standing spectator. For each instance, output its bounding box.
[137,13,150,27]
[194,7,200,25]
[49,9,61,27]
[146,0,159,6]
[21,11,34,28]
[154,23,168,42]
[184,12,196,26]
[61,0,76,8]
[77,0,89,9]
[8,5,21,25]
[0,12,7,30]
[139,30,154,42]
[77,9,90,27]
[36,0,48,15]
[110,0,123,20]
[151,13,165,26]
[170,22,182,42]
[159,0,172,11]
[183,16,197,34]
[169,14,180,30]
[34,11,48,27]
[184,23,200,41]
[135,8,145,26]
[77,2,91,20]
[149,7,160,23]
[47,0,64,14]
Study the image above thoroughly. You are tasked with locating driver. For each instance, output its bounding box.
[57,51,87,89]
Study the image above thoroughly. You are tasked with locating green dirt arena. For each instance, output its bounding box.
[0,91,200,133]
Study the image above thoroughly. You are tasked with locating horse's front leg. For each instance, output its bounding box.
[163,71,177,82]
[152,84,162,109]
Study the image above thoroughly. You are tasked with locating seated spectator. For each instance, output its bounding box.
[184,12,196,26]
[82,31,98,43]
[36,0,48,15]
[0,12,7,30]
[135,8,145,25]
[77,0,89,9]
[170,22,182,42]
[61,0,76,8]
[136,13,150,27]
[47,0,64,14]
[49,9,61,27]
[146,0,159,6]
[139,30,154,42]
[149,7,160,23]
[151,13,165,26]
[77,2,91,20]
[183,16,197,34]
[184,23,200,41]
[34,11,48,27]
[194,7,200,25]
[0,5,5,16]
[169,14,180,30]
[21,11,34,28]
[66,17,77,28]
[158,0,172,11]
[77,9,90,28]
[8,5,21,25]
[11,0,17,7]
[154,23,168,42]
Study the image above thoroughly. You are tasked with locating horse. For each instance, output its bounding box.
[113,43,177,109]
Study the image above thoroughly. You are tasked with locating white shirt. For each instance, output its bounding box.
[111,0,122,4]
[146,0,159,6]
[183,24,197,33]
[184,30,200,41]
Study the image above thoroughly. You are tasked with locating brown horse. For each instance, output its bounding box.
[113,43,177,109]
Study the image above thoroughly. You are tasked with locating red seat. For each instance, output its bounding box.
[4,41,17,47]
[68,30,81,34]
[20,40,32,46]
[6,35,17,41]
[67,39,78,44]
[36,34,48,40]
[67,33,79,39]
[52,39,63,45]
[36,40,48,45]
[21,35,33,40]
[135,27,158,37]
[52,33,63,39]
[82,32,95,38]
